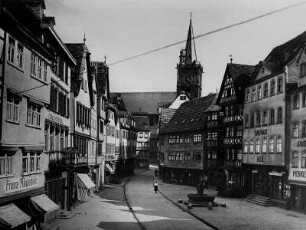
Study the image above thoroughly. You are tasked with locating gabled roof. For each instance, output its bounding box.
[66,43,90,80]
[217,63,255,104]
[264,30,306,72]
[110,92,176,114]
[66,43,92,101]
[161,93,215,134]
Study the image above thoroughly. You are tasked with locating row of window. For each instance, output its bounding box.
[291,150,306,168]
[74,135,88,156]
[168,134,202,144]
[225,125,243,137]
[45,125,69,152]
[1,152,41,176]
[168,152,201,161]
[244,107,283,128]
[245,75,283,103]
[76,102,91,127]
[8,37,48,83]
[224,105,243,117]
[244,137,282,154]
[7,92,42,128]
[50,85,69,118]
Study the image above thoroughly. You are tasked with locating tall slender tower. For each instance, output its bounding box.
[176,16,203,99]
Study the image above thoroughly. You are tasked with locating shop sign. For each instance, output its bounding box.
[289,169,306,182]
[255,129,267,136]
[297,141,306,147]
[4,175,38,193]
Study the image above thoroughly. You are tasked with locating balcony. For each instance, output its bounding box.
[47,148,88,169]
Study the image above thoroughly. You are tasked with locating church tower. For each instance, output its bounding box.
[176,17,203,100]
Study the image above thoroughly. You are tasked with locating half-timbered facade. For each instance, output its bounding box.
[216,63,255,197]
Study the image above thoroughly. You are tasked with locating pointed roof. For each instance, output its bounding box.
[216,63,255,104]
[66,43,90,81]
[185,19,193,65]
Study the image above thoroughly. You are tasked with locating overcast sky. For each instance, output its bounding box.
[45,0,306,96]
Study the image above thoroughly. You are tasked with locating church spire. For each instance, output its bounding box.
[185,13,193,65]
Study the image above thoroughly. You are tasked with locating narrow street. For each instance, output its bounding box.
[52,170,212,230]
[125,171,212,230]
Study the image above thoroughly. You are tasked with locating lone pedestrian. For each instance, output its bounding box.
[153,181,158,193]
[154,169,158,177]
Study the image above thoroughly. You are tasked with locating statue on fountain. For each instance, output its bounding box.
[187,180,215,207]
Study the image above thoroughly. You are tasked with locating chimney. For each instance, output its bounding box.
[23,0,46,20]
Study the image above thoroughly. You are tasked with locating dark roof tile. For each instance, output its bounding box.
[161,93,215,134]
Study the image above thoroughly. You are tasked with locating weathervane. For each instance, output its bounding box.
[104,54,107,64]
[229,54,233,63]
[83,31,86,44]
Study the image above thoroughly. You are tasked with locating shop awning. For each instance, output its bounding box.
[30,194,60,223]
[105,163,115,174]
[0,203,31,228]
[268,171,285,177]
[76,173,95,189]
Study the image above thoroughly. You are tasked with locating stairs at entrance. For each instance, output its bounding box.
[245,194,275,206]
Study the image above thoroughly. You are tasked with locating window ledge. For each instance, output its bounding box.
[25,124,42,130]
[7,61,24,73]
[0,174,14,179]
[6,119,20,125]
[22,171,42,176]
[30,74,48,85]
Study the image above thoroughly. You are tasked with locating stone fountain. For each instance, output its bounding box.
[187,182,216,207]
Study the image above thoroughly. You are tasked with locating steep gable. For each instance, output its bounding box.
[217,63,255,104]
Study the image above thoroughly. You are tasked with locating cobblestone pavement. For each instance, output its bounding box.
[51,169,306,230]
[52,183,140,230]
[155,171,306,230]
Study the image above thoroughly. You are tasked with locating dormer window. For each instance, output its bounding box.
[180,95,186,100]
